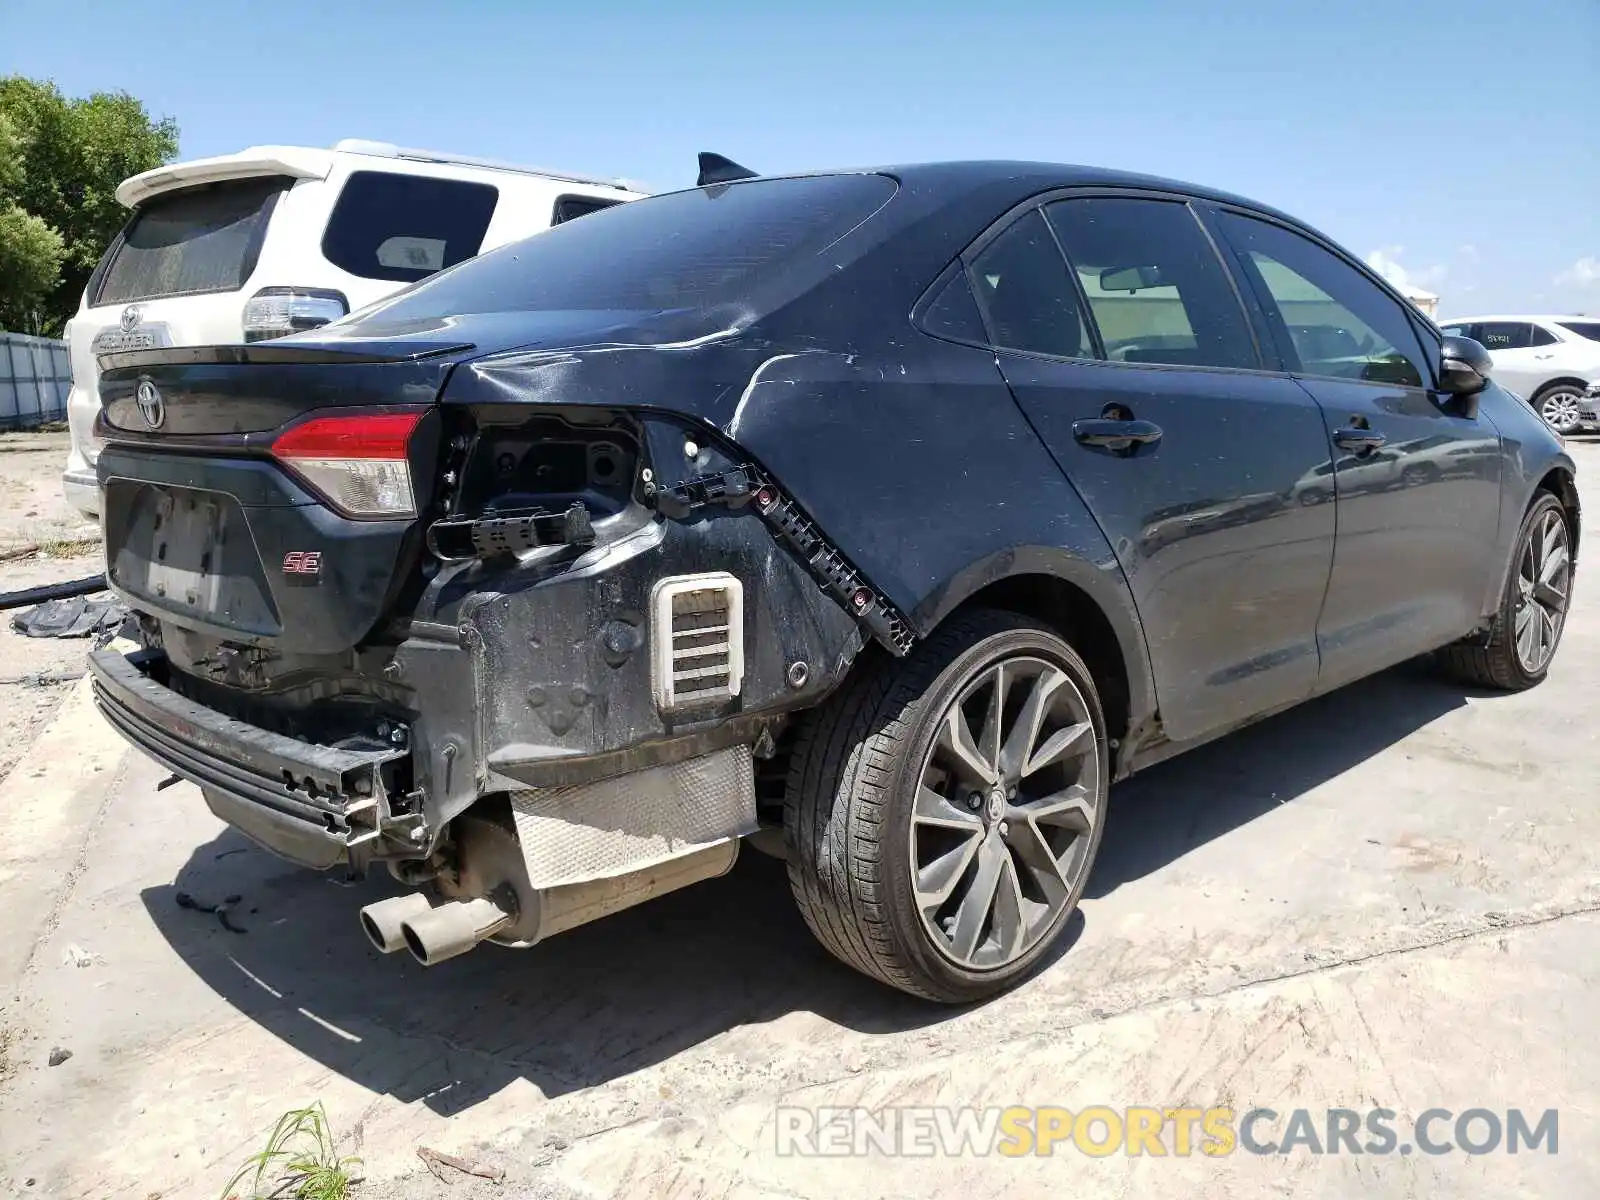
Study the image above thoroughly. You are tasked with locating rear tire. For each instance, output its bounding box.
[1437,492,1573,690]
[783,609,1108,1003]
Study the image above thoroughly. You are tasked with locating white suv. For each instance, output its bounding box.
[62,139,646,516]
[1437,314,1600,434]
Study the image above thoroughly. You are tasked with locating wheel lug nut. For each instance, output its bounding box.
[999,821,1009,836]
[967,793,983,811]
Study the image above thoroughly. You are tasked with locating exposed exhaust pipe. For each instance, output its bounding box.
[399,895,515,966]
[358,892,438,954]
[363,814,741,968]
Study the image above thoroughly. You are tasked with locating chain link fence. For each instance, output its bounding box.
[0,332,72,430]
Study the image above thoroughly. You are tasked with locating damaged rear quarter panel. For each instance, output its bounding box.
[719,338,1156,721]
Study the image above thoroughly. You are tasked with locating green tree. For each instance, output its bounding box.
[0,77,178,335]
[0,111,65,333]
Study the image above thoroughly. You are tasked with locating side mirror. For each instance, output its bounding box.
[1439,334,1493,396]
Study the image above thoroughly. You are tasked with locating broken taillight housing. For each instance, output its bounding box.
[271,411,423,518]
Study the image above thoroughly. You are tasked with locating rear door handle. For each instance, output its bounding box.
[1072,418,1164,452]
[1333,428,1386,453]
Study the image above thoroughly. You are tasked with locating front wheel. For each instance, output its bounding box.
[783,610,1107,1003]
[1437,492,1573,690]
[1534,383,1586,435]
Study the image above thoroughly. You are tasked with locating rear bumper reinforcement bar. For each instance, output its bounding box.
[88,648,407,850]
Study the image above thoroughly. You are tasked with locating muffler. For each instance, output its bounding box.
[363,813,740,967]
[358,892,438,954]
[399,895,515,966]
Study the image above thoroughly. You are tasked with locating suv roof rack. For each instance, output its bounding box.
[331,139,640,192]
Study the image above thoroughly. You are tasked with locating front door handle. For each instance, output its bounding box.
[1072,418,1164,453]
[1333,427,1386,454]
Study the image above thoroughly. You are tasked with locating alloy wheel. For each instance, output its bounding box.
[910,655,1100,970]
[1514,508,1571,674]
[1539,389,1583,435]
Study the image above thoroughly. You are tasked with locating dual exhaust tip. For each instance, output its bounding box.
[359,891,512,966]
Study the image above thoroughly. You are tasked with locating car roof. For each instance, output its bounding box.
[760,159,1305,222]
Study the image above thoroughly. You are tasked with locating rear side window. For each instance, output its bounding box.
[967,210,1094,358]
[341,174,897,321]
[93,177,288,305]
[552,195,622,224]
[1553,321,1600,343]
[321,171,500,283]
[1046,198,1259,371]
[918,270,988,344]
[1218,212,1429,388]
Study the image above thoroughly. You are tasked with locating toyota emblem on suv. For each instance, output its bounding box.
[135,379,165,429]
[120,305,143,332]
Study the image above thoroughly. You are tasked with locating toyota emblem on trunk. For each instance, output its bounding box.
[120,305,142,332]
[135,379,165,429]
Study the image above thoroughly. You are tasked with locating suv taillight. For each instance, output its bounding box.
[271,411,422,518]
[243,287,348,342]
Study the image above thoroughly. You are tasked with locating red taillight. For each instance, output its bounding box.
[271,412,423,460]
[271,411,424,518]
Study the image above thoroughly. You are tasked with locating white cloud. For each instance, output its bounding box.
[1554,257,1600,289]
[1457,244,1478,259]
[1365,245,1447,292]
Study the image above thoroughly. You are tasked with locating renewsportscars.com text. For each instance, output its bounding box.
[774,1105,1559,1158]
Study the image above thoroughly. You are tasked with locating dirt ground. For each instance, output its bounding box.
[0,431,103,780]
[0,441,1597,1199]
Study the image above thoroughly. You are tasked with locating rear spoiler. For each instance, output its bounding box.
[697,153,759,187]
[116,145,335,208]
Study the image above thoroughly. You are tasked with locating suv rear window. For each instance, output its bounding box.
[344,174,897,322]
[92,176,288,306]
[321,171,500,284]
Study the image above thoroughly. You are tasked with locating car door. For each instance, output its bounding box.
[968,197,1336,744]
[1212,210,1503,691]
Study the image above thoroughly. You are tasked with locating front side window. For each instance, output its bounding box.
[321,171,500,283]
[1046,197,1259,372]
[1475,322,1534,351]
[1218,212,1429,388]
[966,210,1093,359]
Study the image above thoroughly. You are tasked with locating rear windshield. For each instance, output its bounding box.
[93,176,288,306]
[344,173,898,323]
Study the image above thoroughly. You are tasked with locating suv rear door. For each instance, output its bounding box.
[972,194,1337,744]
[74,176,292,358]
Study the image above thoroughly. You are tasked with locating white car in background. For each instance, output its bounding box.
[1437,314,1600,435]
[62,140,647,516]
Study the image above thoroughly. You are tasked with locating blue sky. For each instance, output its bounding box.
[5,0,1596,315]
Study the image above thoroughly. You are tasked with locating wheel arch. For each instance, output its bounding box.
[1480,459,1581,626]
[1537,464,1581,556]
[1531,377,1592,408]
[908,549,1156,750]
